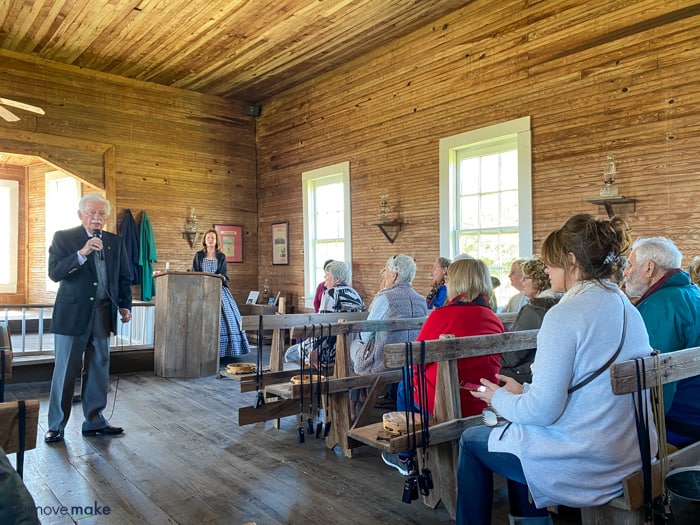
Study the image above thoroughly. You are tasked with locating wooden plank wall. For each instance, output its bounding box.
[0,49,258,306]
[255,0,700,311]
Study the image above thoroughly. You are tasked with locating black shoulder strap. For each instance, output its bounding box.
[568,297,627,395]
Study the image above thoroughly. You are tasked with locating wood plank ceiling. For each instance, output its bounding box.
[0,0,475,102]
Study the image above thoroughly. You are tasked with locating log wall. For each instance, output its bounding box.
[255,0,700,310]
[0,49,257,305]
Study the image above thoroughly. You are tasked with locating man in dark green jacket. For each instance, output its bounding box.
[624,237,700,447]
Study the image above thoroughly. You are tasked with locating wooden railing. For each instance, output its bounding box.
[0,302,155,356]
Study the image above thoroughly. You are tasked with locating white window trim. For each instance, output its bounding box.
[301,161,352,309]
[0,180,19,293]
[439,116,533,258]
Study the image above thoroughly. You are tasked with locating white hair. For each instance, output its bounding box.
[631,237,682,271]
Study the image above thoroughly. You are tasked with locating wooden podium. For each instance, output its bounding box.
[153,271,224,378]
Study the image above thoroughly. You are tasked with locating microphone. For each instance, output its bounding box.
[92,229,103,260]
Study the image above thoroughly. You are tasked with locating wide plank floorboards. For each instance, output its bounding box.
[6,370,581,524]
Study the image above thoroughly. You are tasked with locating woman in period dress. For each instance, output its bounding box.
[191,229,250,358]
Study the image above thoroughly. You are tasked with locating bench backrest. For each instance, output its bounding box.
[289,317,427,338]
[383,329,539,367]
[240,311,369,331]
[610,345,700,394]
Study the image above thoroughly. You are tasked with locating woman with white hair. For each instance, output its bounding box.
[284,260,364,365]
[351,254,427,375]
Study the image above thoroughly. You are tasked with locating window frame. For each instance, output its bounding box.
[0,179,19,293]
[438,117,533,304]
[301,161,352,309]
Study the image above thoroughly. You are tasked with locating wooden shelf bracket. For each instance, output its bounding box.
[372,221,403,244]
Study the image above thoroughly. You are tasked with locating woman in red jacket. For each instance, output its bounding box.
[383,257,504,474]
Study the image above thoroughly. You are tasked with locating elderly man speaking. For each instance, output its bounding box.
[624,237,700,448]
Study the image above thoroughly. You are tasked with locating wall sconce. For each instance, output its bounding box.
[181,207,199,248]
[372,191,403,243]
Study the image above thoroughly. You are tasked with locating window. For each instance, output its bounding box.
[0,180,19,293]
[45,172,80,292]
[439,117,532,307]
[302,161,352,308]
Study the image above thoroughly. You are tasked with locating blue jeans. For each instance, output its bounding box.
[456,425,550,525]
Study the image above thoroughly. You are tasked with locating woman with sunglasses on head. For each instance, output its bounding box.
[500,256,562,385]
[455,214,658,525]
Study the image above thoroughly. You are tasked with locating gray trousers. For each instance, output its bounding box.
[48,302,111,432]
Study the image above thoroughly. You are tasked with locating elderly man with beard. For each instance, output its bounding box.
[624,237,700,447]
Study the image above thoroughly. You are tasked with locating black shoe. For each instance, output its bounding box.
[82,425,124,437]
[44,430,64,443]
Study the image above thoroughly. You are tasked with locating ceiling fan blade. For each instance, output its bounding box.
[0,105,20,122]
[0,97,45,115]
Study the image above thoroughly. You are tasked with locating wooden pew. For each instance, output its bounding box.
[347,329,539,517]
[243,317,426,457]
[0,400,39,478]
[238,309,369,373]
[580,346,700,525]
[236,311,370,429]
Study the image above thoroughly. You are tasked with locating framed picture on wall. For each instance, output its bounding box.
[271,222,289,265]
[214,224,243,263]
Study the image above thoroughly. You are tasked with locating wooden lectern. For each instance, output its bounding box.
[153,271,224,378]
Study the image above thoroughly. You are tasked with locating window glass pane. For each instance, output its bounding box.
[459,157,480,195]
[500,189,519,226]
[315,209,343,239]
[45,174,80,292]
[501,150,518,190]
[458,233,480,257]
[459,195,480,229]
[479,154,500,193]
[479,194,500,228]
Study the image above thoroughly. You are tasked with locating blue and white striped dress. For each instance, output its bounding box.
[201,258,250,357]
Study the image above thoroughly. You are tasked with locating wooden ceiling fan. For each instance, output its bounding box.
[0,97,45,122]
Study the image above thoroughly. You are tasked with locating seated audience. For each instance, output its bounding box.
[350,254,427,375]
[500,256,562,384]
[285,260,364,365]
[426,256,450,309]
[381,257,504,475]
[502,258,528,313]
[455,213,657,525]
[624,237,700,447]
[453,254,499,311]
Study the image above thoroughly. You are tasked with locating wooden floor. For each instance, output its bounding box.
[5,360,583,525]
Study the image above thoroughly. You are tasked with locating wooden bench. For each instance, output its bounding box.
[236,311,371,429]
[0,400,39,478]
[241,317,426,457]
[238,310,369,377]
[0,321,39,479]
[580,346,700,524]
[347,329,539,516]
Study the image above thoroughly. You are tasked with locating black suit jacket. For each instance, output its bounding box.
[49,225,133,336]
